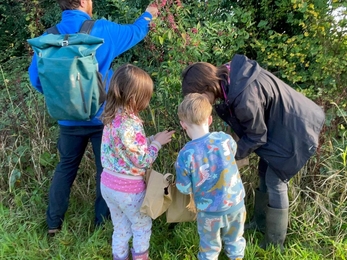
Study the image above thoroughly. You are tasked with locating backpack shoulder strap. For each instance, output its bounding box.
[79,20,96,34]
[45,20,95,35]
[46,26,60,35]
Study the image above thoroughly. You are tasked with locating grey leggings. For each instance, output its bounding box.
[258,159,289,209]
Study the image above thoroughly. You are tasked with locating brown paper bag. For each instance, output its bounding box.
[140,169,173,219]
[236,157,249,169]
[166,185,197,223]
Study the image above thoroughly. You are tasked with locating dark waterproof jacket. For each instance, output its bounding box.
[215,54,325,182]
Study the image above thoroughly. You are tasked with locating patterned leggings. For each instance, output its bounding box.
[197,205,246,260]
[101,184,152,259]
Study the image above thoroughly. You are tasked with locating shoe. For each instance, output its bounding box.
[131,248,149,260]
[48,228,61,237]
[113,253,129,260]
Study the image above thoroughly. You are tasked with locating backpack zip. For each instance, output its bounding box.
[77,72,88,114]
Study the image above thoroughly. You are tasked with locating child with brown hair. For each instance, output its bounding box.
[100,64,174,260]
[175,93,246,260]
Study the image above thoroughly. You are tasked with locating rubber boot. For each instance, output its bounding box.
[113,254,129,260]
[131,248,149,260]
[113,252,129,260]
[260,206,288,251]
[245,189,268,233]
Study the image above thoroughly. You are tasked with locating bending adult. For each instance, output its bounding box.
[28,0,158,236]
[181,54,325,250]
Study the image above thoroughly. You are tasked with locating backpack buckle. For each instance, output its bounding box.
[62,34,69,46]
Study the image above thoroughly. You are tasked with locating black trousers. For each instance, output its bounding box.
[258,158,289,209]
[47,125,109,229]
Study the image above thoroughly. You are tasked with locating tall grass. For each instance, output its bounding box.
[0,61,346,259]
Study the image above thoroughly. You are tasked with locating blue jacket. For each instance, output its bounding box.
[28,10,152,126]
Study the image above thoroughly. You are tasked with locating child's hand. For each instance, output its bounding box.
[154,130,175,145]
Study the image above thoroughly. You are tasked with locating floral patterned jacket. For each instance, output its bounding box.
[101,109,160,177]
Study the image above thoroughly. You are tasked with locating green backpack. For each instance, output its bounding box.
[27,20,106,121]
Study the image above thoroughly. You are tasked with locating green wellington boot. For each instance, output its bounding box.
[245,189,268,233]
[260,206,289,251]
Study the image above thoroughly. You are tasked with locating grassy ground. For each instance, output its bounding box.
[1,158,346,260]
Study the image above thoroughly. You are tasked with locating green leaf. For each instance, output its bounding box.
[9,169,21,192]
[258,20,268,28]
[159,36,164,45]
[39,151,56,167]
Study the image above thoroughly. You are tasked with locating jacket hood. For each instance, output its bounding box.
[228,54,261,103]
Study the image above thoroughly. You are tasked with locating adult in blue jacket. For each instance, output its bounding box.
[28,0,158,236]
[181,54,325,250]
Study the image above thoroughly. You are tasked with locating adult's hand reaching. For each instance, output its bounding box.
[146,4,159,19]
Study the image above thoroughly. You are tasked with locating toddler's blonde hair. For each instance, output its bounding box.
[177,93,212,125]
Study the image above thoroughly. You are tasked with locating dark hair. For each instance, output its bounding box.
[181,62,228,99]
[56,0,81,11]
[102,64,153,126]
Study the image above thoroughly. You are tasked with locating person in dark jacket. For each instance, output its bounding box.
[28,0,158,236]
[181,54,325,250]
